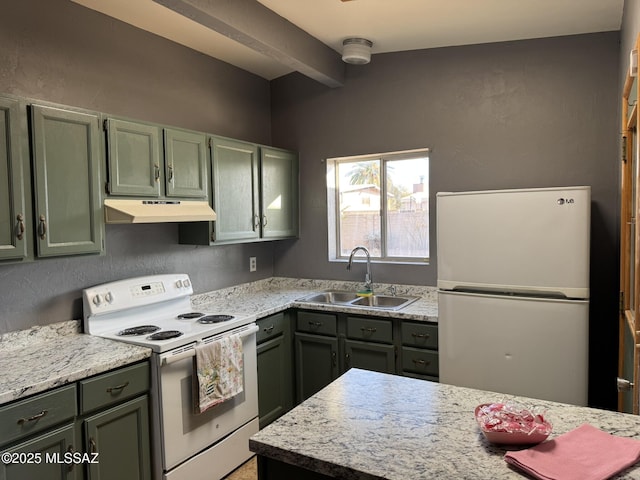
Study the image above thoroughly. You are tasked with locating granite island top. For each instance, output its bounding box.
[250,369,640,480]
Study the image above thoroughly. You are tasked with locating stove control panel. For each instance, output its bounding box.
[83,274,193,317]
[131,281,166,298]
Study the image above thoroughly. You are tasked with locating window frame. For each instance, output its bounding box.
[327,147,430,265]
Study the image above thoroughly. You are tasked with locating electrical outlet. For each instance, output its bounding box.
[249,256,257,272]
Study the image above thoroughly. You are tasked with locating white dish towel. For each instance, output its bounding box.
[193,334,244,414]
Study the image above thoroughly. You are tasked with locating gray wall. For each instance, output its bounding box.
[270,32,620,409]
[0,0,277,332]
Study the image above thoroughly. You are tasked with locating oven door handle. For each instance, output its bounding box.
[160,323,259,366]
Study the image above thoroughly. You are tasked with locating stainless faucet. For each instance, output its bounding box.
[347,246,373,293]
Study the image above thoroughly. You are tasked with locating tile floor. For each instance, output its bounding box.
[222,456,257,480]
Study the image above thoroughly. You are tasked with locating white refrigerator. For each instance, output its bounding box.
[437,186,590,406]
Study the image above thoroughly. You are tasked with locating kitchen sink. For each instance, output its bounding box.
[300,291,360,304]
[350,295,415,309]
[297,290,418,311]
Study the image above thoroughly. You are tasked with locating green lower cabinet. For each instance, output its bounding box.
[257,334,294,428]
[292,313,439,403]
[30,104,104,257]
[294,332,339,403]
[344,339,395,374]
[83,395,151,480]
[257,313,294,428]
[0,424,78,480]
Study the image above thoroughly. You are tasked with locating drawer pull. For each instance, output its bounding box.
[411,333,430,339]
[360,327,377,334]
[17,410,48,425]
[412,358,431,367]
[106,381,130,393]
[263,325,275,334]
[308,321,323,328]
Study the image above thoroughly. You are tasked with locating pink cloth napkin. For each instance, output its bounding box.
[504,424,640,480]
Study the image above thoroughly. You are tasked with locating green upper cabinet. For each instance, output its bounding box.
[179,139,298,245]
[30,104,104,257]
[105,118,162,197]
[210,136,260,242]
[0,96,32,264]
[260,147,299,239]
[164,127,208,199]
[105,118,208,200]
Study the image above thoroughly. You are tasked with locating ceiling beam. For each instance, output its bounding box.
[153,0,345,87]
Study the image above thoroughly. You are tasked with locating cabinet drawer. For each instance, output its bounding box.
[347,317,392,344]
[296,311,337,336]
[257,312,286,343]
[401,347,439,376]
[401,322,438,349]
[0,384,76,447]
[79,362,149,414]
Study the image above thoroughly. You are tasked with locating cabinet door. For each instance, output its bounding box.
[344,339,395,374]
[164,128,208,198]
[294,332,338,402]
[31,105,104,257]
[84,395,151,480]
[0,424,78,480]
[0,97,31,263]
[211,137,260,242]
[257,333,294,428]
[106,118,162,197]
[260,147,298,239]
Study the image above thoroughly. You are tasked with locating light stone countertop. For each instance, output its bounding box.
[0,277,437,407]
[192,277,438,322]
[250,368,640,480]
[0,321,151,406]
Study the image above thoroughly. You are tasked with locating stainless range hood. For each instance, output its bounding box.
[104,199,216,224]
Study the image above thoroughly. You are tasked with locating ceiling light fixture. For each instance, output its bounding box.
[342,38,373,65]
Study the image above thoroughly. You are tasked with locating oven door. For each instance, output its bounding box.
[155,323,259,474]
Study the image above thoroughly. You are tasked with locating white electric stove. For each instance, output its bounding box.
[82,274,259,480]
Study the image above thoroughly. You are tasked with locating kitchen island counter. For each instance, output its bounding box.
[250,369,640,480]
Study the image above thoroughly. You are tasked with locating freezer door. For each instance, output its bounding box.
[438,290,588,406]
[436,186,590,298]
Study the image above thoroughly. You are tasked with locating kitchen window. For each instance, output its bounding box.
[327,148,430,264]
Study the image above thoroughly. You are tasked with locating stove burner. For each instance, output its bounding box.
[147,330,184,341]
[118,325,160,336]
[177,312,205,319]
[197,314,235,324]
